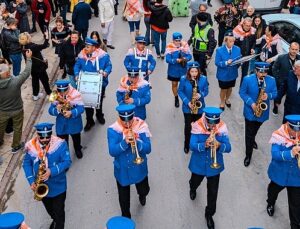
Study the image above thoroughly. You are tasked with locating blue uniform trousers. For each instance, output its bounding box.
[42,191,66,229]
[189,173,220,216]
[117,176,150,219]
[267,181,300,229]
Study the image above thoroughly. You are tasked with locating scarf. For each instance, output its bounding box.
[265,34,281,50]
[110,117,152,139]
[269,124,299,148]
[78,48,107,65]
[126,0,142,17]
[54,86,84,106]
[191,115,228,135]
[166,41,190,54]
[117,75,149,92]
[233,24,256,40]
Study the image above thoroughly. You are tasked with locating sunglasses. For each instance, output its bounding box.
[39,136,51,140]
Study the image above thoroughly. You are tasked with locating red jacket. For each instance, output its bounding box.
[31,0,51,21]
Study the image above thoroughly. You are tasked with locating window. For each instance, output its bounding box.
[271,21,300,44]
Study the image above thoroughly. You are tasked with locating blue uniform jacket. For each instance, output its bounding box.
[215,45,241,81]
[178,75,209,114]
[116,84,151,120]
[107,126,151,186]
[268,143,300,187]
[239,74,277,122]
[189,130,231,177]
[23,138,72,197]
[166,50,192,79]
[48,103,84,135]
[74,52,112,88]
[123,48,156,74]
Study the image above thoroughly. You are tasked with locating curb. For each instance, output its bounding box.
[0,59,60,212]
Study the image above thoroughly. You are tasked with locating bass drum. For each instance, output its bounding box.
[77,71,103,109]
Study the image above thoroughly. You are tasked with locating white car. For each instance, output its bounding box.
[249,0,283,14]
[262,14,300,53]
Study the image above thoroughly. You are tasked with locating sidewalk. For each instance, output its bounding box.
[0,20,61,211]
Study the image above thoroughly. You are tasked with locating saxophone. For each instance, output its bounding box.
[49,90,72,113]
[127,123,144,165]
[191,80,202,114]
[34,148,49,201]
[209,128,221,169]
[254,82,268,118]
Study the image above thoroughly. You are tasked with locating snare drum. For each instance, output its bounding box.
[77,71,103,108]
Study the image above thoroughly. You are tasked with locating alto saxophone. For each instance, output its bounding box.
[34,149,49,201]
[191,79,202,114]
[49,90,72,113]
[127,123,144,165]
[254,82,268,118]
[209,128,221,169]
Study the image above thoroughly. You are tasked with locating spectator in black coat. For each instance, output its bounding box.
[277,60,300,123]
[19,31,52,100]
[59,30,85,88]
[72,0,92,40]
[272,42,300,115]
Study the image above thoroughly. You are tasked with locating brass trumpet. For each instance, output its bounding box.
[49,90,72,113]
[191,79,202,114]
[34,149,49,201]
[209,128,221,169]
[127,123,144,165]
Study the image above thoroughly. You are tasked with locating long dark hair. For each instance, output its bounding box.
[253,14,264,39]
[90,31,107,51]
[186,67,201,81]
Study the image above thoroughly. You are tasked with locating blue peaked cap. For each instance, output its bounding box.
[135,36,146,43]
[255,62,270,72]
[85,37,98,46]
[286,115,300,131]
[224,0,233,4]
[187,61,200,69]
[34,122,54,137]
[106,216,135,229]
[0,212,24,229]
[116,104,136,122]
[127,66,140,77]
[203,107,223,124]
[55,79,70,91]
[172,32,182,40]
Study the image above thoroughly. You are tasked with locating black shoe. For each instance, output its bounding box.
[75,149,83,159]
[244,156,251,167]
[225,101,231,108]
[253,141,258,150]
[272,106,278,116]
[207,2,212,7]
[219,106,225,111]
[139,196,146,206]
[190,190,196,200]
[184,147,189,154]
[175,96,179,108]
[107,45,115,49]
[30,27,37,33]
[267,204,275,216]
[96,115,105,125]
[84,121,95,131]
[12,142,25,153]
[50,221,56,229]
[205,215,215,229]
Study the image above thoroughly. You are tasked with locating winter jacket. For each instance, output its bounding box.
[148,2,173,30]
[31,0,51,22]
[99,0,115,23]
[16,2,30,33]
[1,27,21,54]
[72,1,92,30]
[0,59,32,112]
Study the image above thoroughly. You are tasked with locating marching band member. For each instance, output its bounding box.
[116,66,151,120]
[48,80,85,159]
[239,62,277,167]
[266,115,300,228]
[188,107,231,229]
[23,123,71,229]
[74,38,112,131]
[215,30,241,110]
[166,32,192,108]
[123,36,156,81]
[178,61,209,154]
[107,104,152,219]
[0,212,31,229]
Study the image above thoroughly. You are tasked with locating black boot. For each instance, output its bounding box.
[139,195,146,206]
[244,155,251,167]
[175,96,179,108]
[190,189,196,200]
[267,204,275,216]
[75,149,83,159]
[207,0,212,7]
[84,121,95,131]
[205,214,215,229]
[96,114,105,125]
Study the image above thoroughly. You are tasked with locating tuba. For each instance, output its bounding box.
[254,82,268,118]
[191,79,202,114]
[127,123,144,165]
[209,128,221,169]
[34,149,49,201]
[49,90,72,113]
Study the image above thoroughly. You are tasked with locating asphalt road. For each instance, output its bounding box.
[5,1,291,228]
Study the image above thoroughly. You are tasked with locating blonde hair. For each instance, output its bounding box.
[19,32,30,46]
